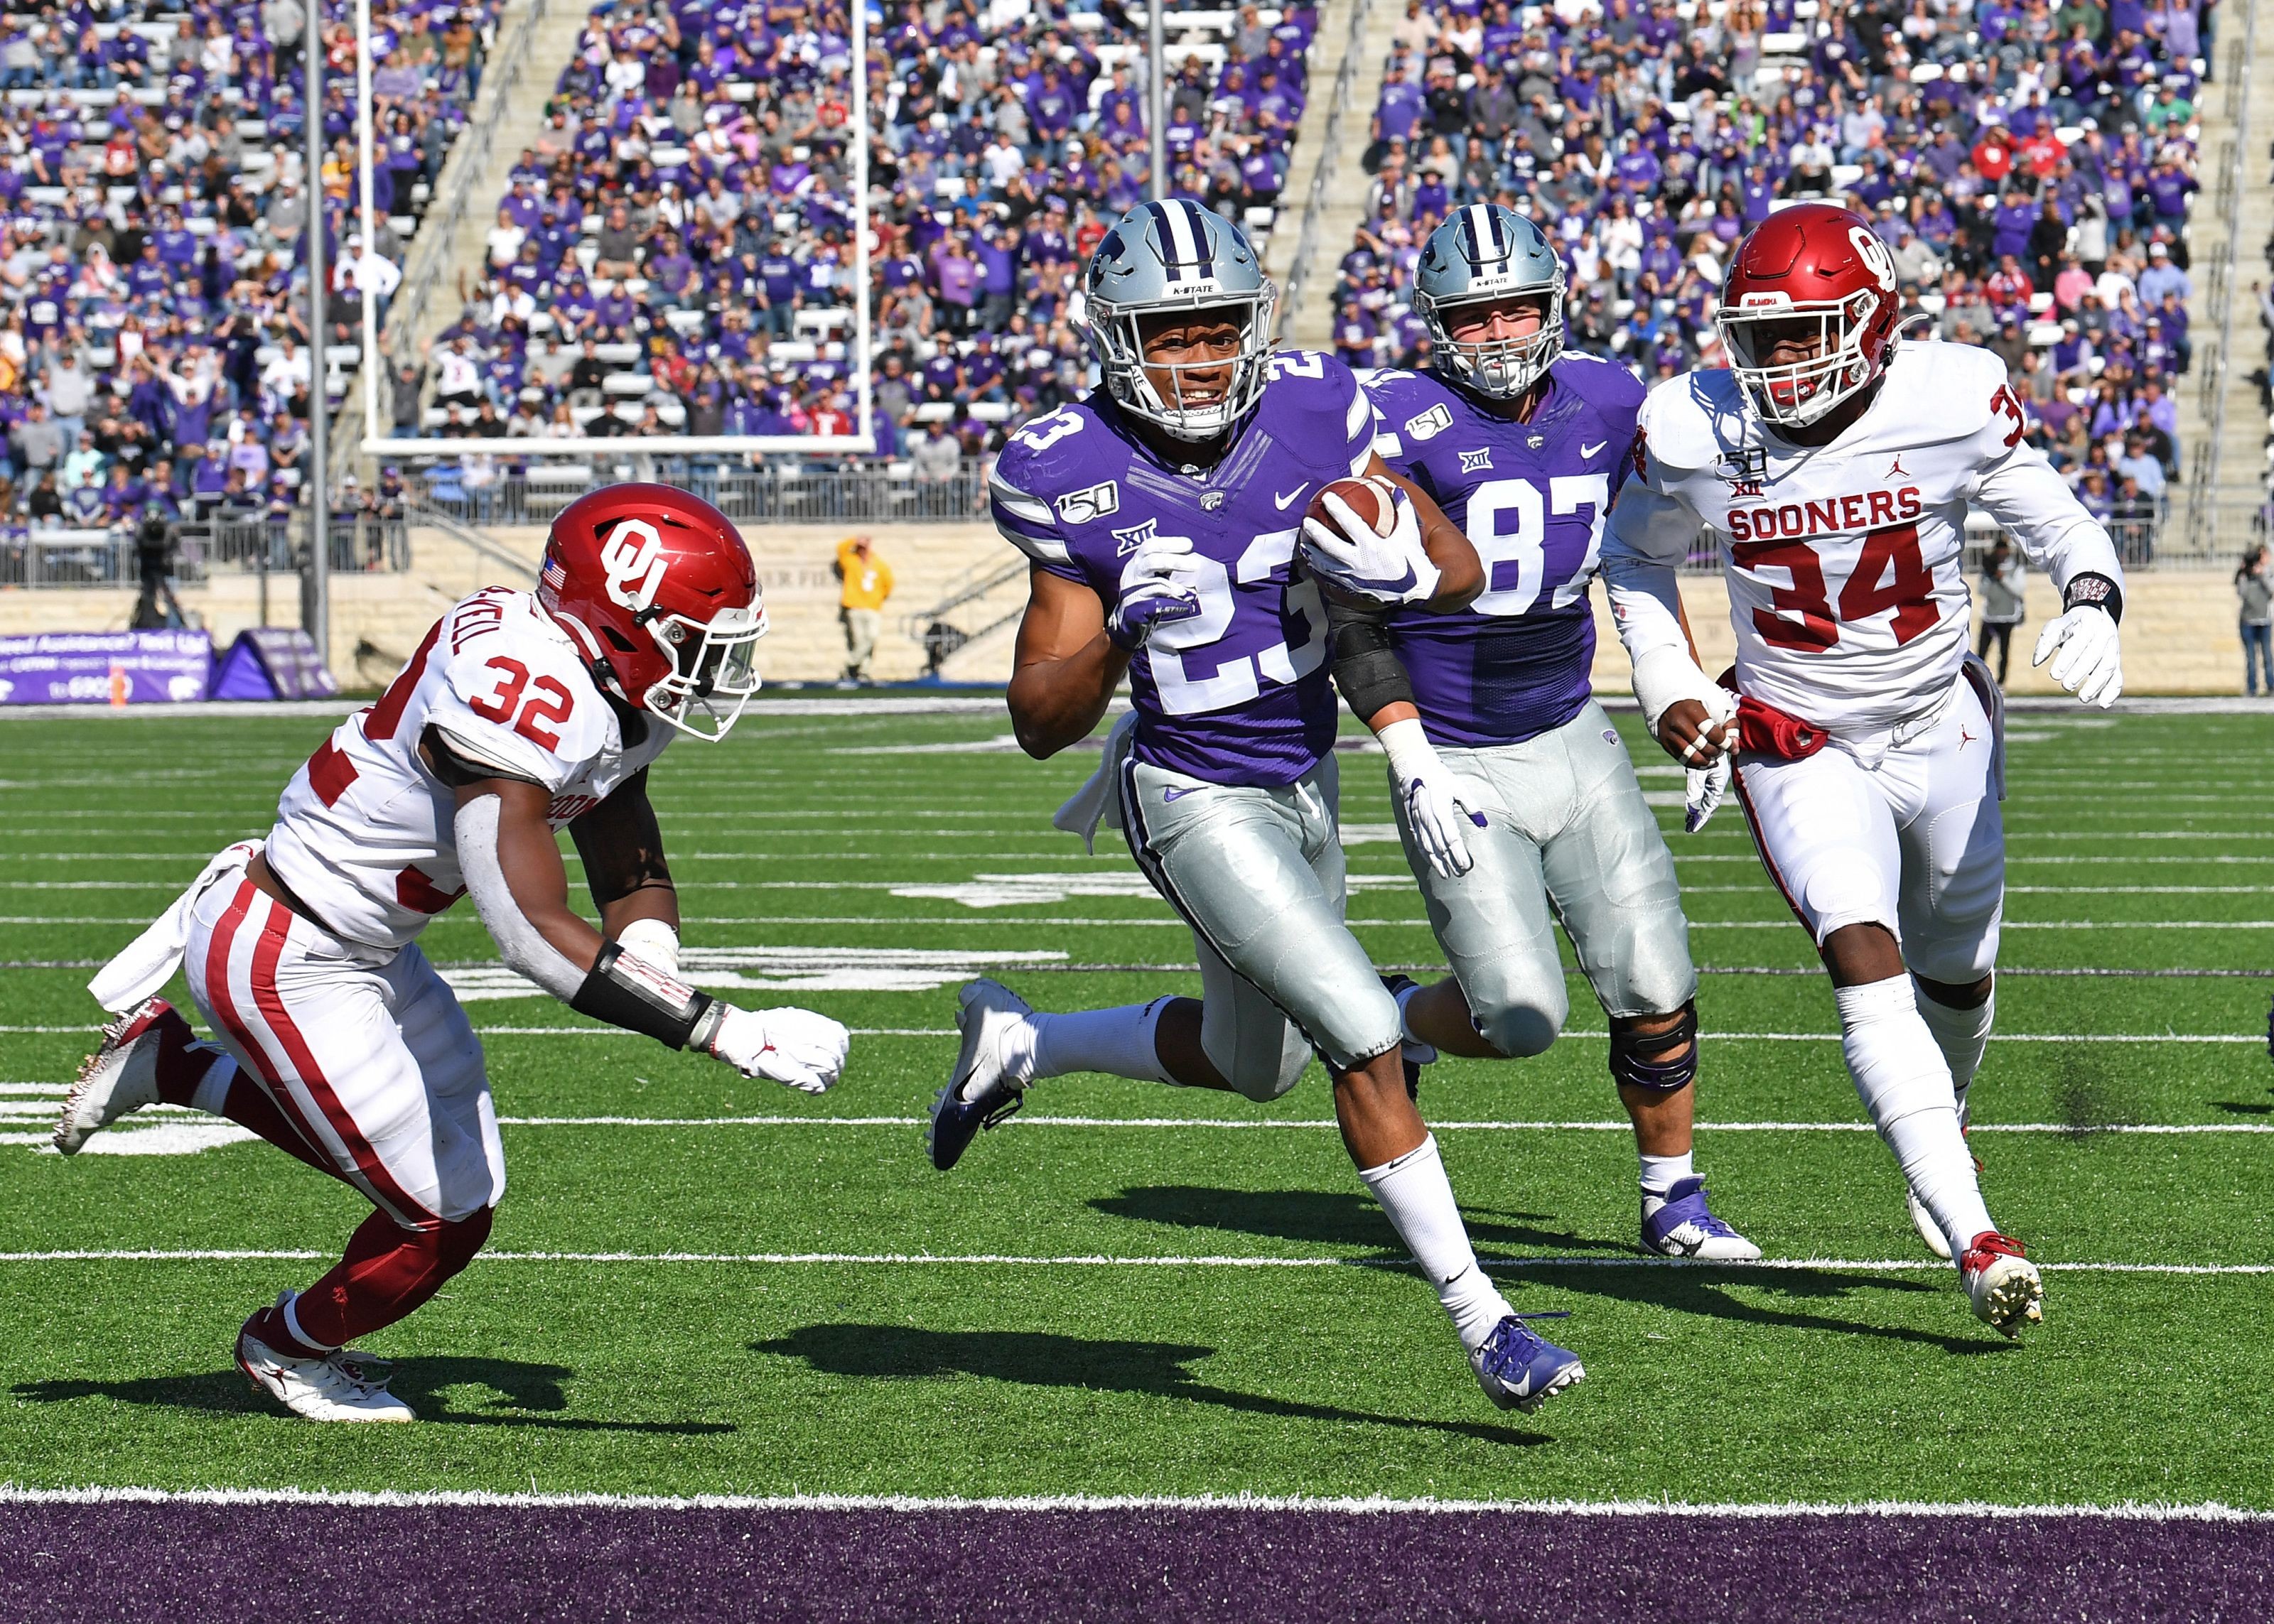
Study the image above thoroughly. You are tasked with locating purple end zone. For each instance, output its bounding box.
[4,1503,2269,1623]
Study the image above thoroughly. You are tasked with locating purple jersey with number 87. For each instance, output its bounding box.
[988,352,1377,786]
[1366,354,1644,747]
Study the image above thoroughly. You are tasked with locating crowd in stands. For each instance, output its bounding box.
[401,0,1320,492]
[0,0,497,566]
[1332,0,2218,555]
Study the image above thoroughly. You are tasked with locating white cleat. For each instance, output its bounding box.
[927,979,1038,1171]
[54,997,176,1154]
[1959,1233,2044,1339]
[235,1293,416,1422]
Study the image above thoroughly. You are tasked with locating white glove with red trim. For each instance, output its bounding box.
[706,1005,848,1093]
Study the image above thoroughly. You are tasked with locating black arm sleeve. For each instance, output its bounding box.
[1325,592,1416,725]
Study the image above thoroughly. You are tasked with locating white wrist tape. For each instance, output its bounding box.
[1630,644,1728,735]
[615,916,681,978]
[1375,718,1440,783]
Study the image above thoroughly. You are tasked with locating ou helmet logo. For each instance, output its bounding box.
[1846,225,1897,293]
[599,519,669,612]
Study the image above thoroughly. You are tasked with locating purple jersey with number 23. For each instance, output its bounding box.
[1364,352,1644,747]
[988,351,1376,786]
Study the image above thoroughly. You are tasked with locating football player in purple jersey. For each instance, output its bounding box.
[928,197,1587,1413]
[1329,205,1760,1260]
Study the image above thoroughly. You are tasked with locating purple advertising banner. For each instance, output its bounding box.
[0,630,212,705]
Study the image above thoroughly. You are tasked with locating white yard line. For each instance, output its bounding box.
[0,1485,2265,1519]
[0,1247,2263,1276]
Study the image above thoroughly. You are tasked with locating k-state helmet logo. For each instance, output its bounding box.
[1405,404,1454,442]
[1057,480,1120,523]
[599,519,668,612]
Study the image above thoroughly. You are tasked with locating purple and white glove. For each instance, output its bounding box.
[1298,487,1442,607]
[1109,535,1204,650]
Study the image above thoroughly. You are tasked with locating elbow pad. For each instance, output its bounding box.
[1327,598,1416,722]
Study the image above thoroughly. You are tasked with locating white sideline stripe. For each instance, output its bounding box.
[0,1248,2264,1276]
[1,1485,2269,1520]
[13,915,2274,933]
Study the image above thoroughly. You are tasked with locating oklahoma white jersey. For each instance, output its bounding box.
[266,587,673,949]
[1605,341,2122,734]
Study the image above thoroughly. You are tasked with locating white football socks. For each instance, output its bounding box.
[1357,1135,1513,1352]
[1639,1149,1694,1202]
[1912,980,1993,1124]
[1835,977,1995,1258]
[1025,1000,1174,1086]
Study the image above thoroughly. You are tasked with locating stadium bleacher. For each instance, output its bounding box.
[0,0,499,578]
[1331,0,2211,556]
[400,0,1322,505]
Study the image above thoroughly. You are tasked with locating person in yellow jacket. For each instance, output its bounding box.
[834,534,894,685]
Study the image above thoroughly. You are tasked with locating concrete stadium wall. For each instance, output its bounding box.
[0,524,2255,695]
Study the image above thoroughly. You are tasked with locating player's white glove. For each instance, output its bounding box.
[1299,487,1443,607]
[1684,753,1731,834]
[1378,717,1481,879]
[705,1004,848,1094]
[2032,604,2122,708]
[1108,534,1204,650]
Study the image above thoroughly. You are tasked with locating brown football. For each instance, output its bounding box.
[1306,475,1399,538]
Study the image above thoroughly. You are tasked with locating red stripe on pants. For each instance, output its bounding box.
[1730,762,1812,933]
[203,879,350,1181]
[244,899,434,1225]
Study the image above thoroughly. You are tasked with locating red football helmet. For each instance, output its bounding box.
[1715,202,1903,430]
[538,482,766,742]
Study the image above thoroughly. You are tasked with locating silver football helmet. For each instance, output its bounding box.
[1084,197,1277,441]
[1414,204,1566,398]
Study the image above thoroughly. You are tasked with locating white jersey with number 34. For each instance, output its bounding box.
[264,587,672,950]
[1605,341,2122,735]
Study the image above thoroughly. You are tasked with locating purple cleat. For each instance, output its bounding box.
[1641,1176,1762,1260]
[1470,1311,1585,1413]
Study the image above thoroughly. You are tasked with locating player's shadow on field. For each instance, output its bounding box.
[14,1357,735,1434]
[1090,1184,1603,1255]
[754,1325,1548,1446]
[1526,1265,2010,1354]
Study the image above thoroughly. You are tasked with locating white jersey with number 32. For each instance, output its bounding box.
[1607,341,2121,734]
[264,587,672,950]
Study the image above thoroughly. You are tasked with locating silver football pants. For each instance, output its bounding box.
[1119,752,1403,1098]
[1394,700,1697,1056]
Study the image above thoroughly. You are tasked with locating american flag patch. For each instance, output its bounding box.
[541,558,568,592]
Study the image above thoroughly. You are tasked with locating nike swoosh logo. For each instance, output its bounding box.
[1273,487,1306,510]
[1162,786,1200,802]
[1580,440,1609,459]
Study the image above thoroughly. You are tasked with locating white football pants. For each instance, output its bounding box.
[1731,666,2004,985]
[185,872,504,1226]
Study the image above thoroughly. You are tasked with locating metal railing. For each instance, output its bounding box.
[0,516,411,590]
[404,460,994,526]
[1274,0,1374,342]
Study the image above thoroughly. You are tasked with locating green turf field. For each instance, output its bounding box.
[3,701,2270,1506]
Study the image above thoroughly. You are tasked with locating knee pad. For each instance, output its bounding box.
[1476,1002,1562,1060]
[1467,970,1566,1059]
[1609,1003,1698,1094]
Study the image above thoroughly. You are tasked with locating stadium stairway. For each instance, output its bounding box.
[1261,0,1362,319]
[1284,0,1399,350]
[2208,4,2274,515]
